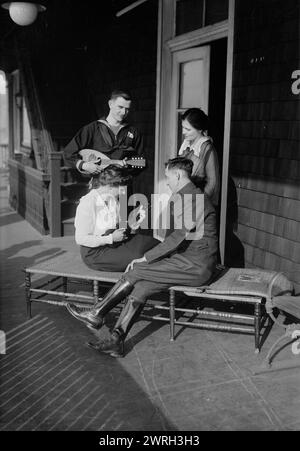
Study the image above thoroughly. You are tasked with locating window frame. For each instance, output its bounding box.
[11,69,32,158]
[20,96,32,151]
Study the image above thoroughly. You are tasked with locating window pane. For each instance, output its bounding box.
[205,0,228,26]
[12,71,21,153]
[176,0,204,36]
[0,72,8,145]
[179,60,206,109]
[22,101,31,147]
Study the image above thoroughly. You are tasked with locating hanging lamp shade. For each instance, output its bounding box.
[2,2,46,26]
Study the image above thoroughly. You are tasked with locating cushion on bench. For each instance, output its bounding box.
[205,268,293,298]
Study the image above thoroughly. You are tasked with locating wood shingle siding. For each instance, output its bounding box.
[229,0,300,293]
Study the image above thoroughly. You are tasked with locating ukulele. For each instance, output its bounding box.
[79,149,146,173]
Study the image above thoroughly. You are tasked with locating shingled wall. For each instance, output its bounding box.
[229,0,300,292]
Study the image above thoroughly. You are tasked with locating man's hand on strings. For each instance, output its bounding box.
[82,161,103,174]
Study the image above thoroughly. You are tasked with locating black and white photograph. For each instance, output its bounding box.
[0,0,299,433]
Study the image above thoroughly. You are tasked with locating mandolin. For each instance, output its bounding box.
[79,149,146,171]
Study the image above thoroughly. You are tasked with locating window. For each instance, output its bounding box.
[176,0,229,36]
[176,0,204,35]
[0,71,8,146]
[179,59,208,109]
[172,46,210,152]
[205,0,229,25]
[21,98,31,148]
[11,70,32,155]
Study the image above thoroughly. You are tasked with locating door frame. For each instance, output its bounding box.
[155,0,235,263]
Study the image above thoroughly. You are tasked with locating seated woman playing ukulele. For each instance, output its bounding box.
[75,165,158,272]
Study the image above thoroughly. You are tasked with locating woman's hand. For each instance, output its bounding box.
[125,256,147,272]
[128,205,146,231]
[112,228,127,243]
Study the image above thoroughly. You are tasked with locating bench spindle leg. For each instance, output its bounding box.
[25,272,32,319]
[93,280,99,305]
[169,289,175,342]
[62,277,68,293]
[254,302,261,354]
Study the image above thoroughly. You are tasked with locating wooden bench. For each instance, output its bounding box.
[24,252,170,325]
[25,254,293,353]
[24,253,123,318]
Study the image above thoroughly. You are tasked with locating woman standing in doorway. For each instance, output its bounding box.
[178,108,220,206]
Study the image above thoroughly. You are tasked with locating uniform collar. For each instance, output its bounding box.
[171,181,195,197]
[98,118,128,130]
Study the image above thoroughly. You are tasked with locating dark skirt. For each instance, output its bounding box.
[80,233,159,272]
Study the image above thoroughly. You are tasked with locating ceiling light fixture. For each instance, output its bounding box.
[2,2,46,26]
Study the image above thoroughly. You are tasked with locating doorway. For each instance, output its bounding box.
[155,0,235,256]
[170,45,211,152]
[170,38,227,175]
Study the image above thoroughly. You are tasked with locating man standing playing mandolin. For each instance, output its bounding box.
[63,89,144,175]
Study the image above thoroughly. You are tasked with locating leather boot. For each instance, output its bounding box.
[66,279,133,330]
[87,295,145,356]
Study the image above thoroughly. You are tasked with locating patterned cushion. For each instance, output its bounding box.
[206,268,293,298]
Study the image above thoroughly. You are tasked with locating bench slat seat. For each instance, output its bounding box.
[25,253,123,282]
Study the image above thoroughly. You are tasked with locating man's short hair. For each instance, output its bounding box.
[165,157,194,178]
[110,90,132,101]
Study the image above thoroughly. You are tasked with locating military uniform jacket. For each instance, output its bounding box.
[144,182,218,272]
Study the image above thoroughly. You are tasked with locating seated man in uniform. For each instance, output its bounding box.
[66,158,219,357]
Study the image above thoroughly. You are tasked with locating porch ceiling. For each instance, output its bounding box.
[0,0,138,71]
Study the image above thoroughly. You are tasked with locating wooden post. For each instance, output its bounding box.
[219,0,235,265]
[93,280,99,305]
[169,289,175,342]
[49,152,62,237]
[7,74,15,161]
[254,302,261,354]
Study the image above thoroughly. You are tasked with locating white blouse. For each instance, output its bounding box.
[178,136,212,158]
[74,189,120,248]
[178,135,220,206]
